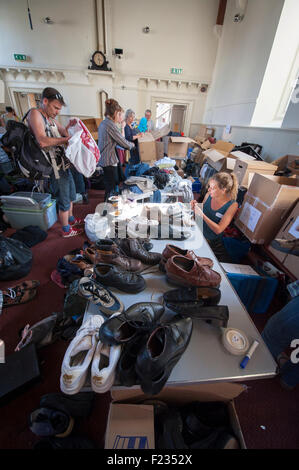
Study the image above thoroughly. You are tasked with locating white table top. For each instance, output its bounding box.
[85,223,277,387]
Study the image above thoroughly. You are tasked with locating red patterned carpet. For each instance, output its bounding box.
[0,189,298,449]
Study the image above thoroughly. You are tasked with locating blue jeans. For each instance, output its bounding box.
[262,296,299,388]
[50,168,76,212]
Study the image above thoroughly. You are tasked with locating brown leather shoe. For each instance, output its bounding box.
[165,255,221,288]
[94,246,142,272]
[119,238,162,266]
[159,244,213,272]
[64,254,94,272]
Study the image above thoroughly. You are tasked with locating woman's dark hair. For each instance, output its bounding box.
[105,99,122,118]
[41,87,66,106]
[5,106,14,113]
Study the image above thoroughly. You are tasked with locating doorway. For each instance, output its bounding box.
[155,102,187,134]
[13,91,41,118]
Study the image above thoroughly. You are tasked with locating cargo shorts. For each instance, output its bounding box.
[49,168,76,212]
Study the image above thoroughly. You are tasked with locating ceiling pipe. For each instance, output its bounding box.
[94,0,106,54]
[214,0,227,39]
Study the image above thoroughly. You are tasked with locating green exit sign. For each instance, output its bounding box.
[171,68,183,75]
[14,54,27,61]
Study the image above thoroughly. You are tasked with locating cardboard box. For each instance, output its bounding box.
[107,382,246,449]
[166,137,197,159]
[203,140,235,159]
[195,124,215,143]
[267,200,299,279]
[235,174,299,244]
[233,159,278,188]
[105,403,155,449]
[138,134,157,161]
[151,124,170,140]
[202,141,236,171]
[271,154,299,173]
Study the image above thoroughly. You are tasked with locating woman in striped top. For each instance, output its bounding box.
[98,99,135,200]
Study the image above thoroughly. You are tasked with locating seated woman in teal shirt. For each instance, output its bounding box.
[191,172,239,262]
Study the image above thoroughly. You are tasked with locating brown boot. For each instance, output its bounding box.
[95,248,142,272]
[119,238,162,266]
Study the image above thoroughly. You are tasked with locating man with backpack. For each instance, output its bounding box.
[27,87,83,238]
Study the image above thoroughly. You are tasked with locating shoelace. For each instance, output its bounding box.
[123,307,156,331]
[3,287,17,300]
[84,282,113,304]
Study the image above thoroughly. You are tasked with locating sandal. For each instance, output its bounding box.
[2,286,37,308]
[11,280,40,291]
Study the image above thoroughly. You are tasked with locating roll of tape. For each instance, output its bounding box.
[222,328,249,356]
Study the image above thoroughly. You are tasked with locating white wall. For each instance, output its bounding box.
[251,0,299,128]
[206,124,299,163]
[0,0,220,132]
[109,0,218,82]
[204,0,285,126]
[0,0,97,69]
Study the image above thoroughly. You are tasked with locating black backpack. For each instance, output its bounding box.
[0,118,54,180]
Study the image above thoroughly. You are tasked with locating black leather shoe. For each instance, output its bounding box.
[163,286,221,306]
[98,302,165,346]
[155,409,188,449]
[94,263,146,293]
[116,339,145,387]
[166,305,229,328]
[119,238,162,265]
[136,317,193,395]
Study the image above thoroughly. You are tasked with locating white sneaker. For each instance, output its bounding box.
[60,315,105,395]
[91,341,121,393]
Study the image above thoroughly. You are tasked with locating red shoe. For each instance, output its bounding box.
[62,226,84,238]
[70,217,84,227]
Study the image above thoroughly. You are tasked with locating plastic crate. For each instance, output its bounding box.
[227,272,278,314]
[2,200,57,231]
[0,192,52,210]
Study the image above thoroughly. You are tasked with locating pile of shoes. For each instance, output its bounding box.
[160,243,222,288]
[84,237,162,271]
[153,400,240,449]
[29,391,96,449]
[59,301,193,396]
[99,302,193,395]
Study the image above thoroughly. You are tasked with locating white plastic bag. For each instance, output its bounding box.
[84,213,109,242]
[66,119,100,178]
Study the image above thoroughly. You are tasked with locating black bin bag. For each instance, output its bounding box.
[0,235,33,281]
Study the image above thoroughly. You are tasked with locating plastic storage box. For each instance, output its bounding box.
[0,192,52,210]
[2,200,57,231]
[226,271,278,314]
